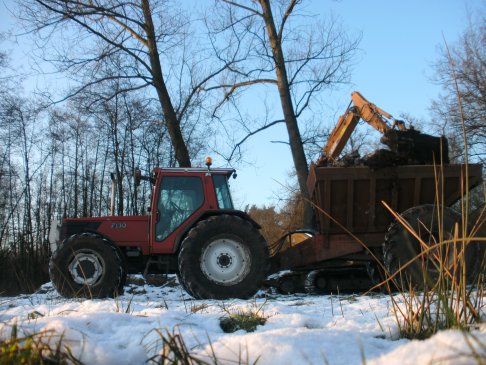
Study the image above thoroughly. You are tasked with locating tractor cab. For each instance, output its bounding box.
[148,166,237,255]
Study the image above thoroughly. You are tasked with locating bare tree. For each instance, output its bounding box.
[0,52,10,227]
[16,0,233,167]
[206,0,360,227]
[431,13,486,164]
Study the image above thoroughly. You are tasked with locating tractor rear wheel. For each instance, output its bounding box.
[178,215,269,299]
[383,204,479,289]
[50,233,126,298]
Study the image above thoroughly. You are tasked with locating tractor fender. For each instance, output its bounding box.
[51,219,129,266]
[174,209,261,252]
[50,219,103,253]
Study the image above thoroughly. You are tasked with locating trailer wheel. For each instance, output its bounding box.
[50,233,126,298]
[178,215,269,299]
[383,204,479,289]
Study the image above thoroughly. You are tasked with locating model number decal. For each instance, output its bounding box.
[111,222,127,229]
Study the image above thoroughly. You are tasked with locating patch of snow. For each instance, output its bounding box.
[0,276,484,365]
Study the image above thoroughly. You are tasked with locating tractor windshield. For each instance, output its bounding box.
[155,176,204,241]
[213,174,234,209]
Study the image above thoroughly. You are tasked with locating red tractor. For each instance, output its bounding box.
[49,161,269,299]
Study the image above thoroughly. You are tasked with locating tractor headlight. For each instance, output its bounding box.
[48,219,62,254]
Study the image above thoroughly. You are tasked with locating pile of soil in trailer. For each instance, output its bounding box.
[322,128,449,168]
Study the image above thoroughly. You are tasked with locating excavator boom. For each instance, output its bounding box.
[350,91,405,132]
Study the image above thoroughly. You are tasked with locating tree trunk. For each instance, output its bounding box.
[141,0,191,167]
[258,0,314,228]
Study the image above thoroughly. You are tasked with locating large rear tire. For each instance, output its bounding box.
[178,215,269,299]
[383,204,479,289]
[50,233,126,298]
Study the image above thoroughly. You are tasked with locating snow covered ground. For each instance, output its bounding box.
[1,276,485,365]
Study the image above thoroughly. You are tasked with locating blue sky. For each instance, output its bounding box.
[229,0,485,209]
[1,0,484,210]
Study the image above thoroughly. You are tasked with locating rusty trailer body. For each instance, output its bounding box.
[271,163,483,272]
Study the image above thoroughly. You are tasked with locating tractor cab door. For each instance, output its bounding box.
[152,175,205,251]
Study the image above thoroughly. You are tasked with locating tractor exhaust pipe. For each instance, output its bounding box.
[110,172,116,216]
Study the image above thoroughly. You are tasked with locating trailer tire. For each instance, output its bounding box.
[50,233,126,298]
[383,204,479,289]
[178,215,269,299]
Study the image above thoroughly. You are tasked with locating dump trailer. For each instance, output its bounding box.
[269,163,483,293]
[268,92,483,294]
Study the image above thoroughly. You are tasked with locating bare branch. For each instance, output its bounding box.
[277,0,299,42]
[221,0,263,17]
[206,78,278,115]
[225,119,285,162]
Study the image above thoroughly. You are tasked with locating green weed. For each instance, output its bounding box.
[219,301,268,333]
[0,324,82,365]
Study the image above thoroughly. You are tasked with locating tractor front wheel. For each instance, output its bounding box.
[178,215,269,299]
[50,233,126,298]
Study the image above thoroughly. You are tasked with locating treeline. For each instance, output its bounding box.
[0,86,192,294]
[0,0,362,294]
[1,0,484,295]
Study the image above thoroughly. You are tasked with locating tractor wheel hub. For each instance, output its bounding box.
[201,238,251,286]
[68,250,104,286]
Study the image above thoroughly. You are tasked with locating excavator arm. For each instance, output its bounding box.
[319,91,406,165]
[321,105,361,161]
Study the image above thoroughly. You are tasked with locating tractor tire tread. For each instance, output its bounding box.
[178,214,269,299]
[50,232,126,299]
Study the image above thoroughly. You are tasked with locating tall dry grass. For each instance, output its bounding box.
[381,39,486,339]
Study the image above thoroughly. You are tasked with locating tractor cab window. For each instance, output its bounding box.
[156,176,204,241]
[213,174,234,209]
